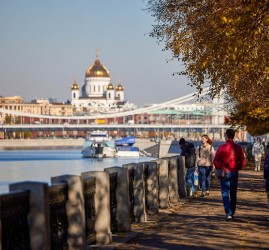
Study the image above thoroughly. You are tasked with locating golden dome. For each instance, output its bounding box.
[71,81,79,90]
[85,58,110,78]
[107,83,114,90]
[116,84,124,91]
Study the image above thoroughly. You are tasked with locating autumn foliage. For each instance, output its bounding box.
[146,0,269,135]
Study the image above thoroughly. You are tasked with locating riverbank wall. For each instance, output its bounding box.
[0,138,179,158]
[0,138,85,148]
[0,138,163,150]
[0,155,185,249]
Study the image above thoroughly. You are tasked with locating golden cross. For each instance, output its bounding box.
[95,48,99,59]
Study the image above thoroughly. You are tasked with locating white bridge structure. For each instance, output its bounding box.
[0,88,235,140]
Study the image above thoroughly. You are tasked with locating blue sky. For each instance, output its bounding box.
[0,0,193,107]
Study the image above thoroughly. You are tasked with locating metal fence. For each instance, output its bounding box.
[127,167,136,223]
[0,190,30,250]
[49,183,69,250]
[83,177,96,244]
[109,172,118,233]
[0,156,182,248]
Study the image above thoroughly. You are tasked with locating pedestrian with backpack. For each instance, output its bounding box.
[195,134,215,197]
[179,138,197,197]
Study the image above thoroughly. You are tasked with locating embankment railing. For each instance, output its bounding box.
[0,155,186,249]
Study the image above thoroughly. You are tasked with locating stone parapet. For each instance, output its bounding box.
[0,155,188,248]
[0,138,85,148]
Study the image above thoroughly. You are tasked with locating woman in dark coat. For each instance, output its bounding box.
[264,149,269,219]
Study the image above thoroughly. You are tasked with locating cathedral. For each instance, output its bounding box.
[71,53,137,114]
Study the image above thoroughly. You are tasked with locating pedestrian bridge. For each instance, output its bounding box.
[0,88,213,120]
[0,87,233,140]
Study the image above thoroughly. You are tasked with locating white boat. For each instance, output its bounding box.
[115,146,140,158]
[114,136,140,158]
[81,131,116,158]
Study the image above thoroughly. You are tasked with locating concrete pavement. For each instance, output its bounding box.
[95,169,269,250]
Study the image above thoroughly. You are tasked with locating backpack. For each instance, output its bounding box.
[185,142,196,168]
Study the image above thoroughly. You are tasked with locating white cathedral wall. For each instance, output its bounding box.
[72,98,119,110]
[72,98,137,113]
[106,90,115,100]
[71,90,79,100]
[84,77,110,97]
[116,91,124,101]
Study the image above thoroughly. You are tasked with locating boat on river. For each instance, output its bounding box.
[114,136,140,158]
[81,131,116,158]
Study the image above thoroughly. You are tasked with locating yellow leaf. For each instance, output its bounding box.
[221,16,228,23]
[232,53,236,60]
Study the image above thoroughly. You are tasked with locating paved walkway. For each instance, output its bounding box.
[99,169,269,250]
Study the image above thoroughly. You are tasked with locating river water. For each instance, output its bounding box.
[0,148,155,194]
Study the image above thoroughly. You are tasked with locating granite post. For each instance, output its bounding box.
[9,181,50,250]
[168,156,180,203]
[82,171,112,245]
[104,167,131,231]
[156,159,170,209]
[177,156,187,199]
[123,163,147,222]
[51,175,85,249]
[144,161,159,214]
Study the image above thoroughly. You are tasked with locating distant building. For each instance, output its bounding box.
[0,96,73,124]
[71,53,137,114]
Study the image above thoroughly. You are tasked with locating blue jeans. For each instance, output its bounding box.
[186,166,197,196]
[198,166,212,193]
[220,172,238,217]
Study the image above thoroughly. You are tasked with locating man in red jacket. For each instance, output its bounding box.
[213,128,246,221]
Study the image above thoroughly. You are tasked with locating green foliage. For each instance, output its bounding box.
[7,132,13,139]
[15,131,21,139]
[24,131,32,139]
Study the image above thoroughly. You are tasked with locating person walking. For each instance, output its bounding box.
[213,128,246,221]
[264,148,269,220]
[195,134,215,197]
[179,138,197,197]
[252,137,264,171]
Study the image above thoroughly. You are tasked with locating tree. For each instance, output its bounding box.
[227,101,269,136]
[146,0,269,134]
[24,131,32,139]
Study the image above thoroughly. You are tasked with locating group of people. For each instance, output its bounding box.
[179,128,269,221]
[179,134,215,198]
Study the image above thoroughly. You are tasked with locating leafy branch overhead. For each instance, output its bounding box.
[146,0,269,134]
